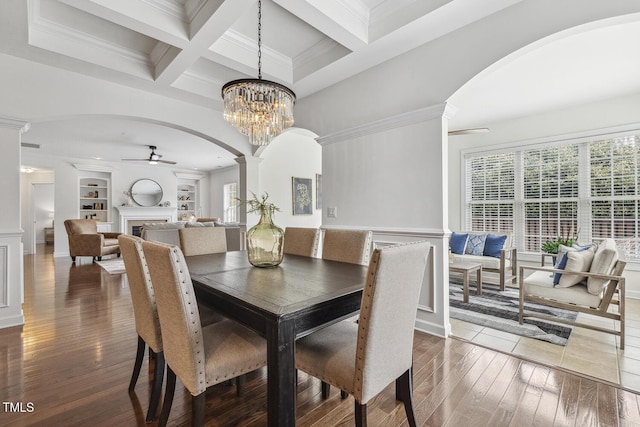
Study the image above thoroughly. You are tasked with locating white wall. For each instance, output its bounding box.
[207,130,322,229]
[315,105,452,338]
[209,165,240,220]
[256,130,322,229]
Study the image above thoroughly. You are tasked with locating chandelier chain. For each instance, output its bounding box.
[257,0,262,79]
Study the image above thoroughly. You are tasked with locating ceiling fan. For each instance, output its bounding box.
[448,127,489,136]
[122,145,176,165]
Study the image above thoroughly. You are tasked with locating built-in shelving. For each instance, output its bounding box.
[78,171,111,226]
[177,181,197,220]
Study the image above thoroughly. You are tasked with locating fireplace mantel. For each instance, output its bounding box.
[116,206,178,234]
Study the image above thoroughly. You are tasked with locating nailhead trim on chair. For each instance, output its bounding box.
[354,251,380,399]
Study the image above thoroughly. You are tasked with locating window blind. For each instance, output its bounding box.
[464,132,640,259]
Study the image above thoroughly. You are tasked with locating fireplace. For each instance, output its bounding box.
[115,206,177,235]
[127,219,168,236]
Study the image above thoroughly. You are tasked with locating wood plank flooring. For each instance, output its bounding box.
[1,246,639,426]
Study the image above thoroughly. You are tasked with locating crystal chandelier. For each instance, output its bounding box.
[222,0,296,146]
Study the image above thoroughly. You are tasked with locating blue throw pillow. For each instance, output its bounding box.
[449,232,468,255]
[552,251,572,286]
[483,234,507,258]
[465,233,486,256]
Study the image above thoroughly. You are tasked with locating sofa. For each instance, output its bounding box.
[140,221,241,251]
[519,238,626,348]
[449,231,517,290]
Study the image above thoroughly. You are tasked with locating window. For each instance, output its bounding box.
[465,133,640,259]
[590,136,640,258]
[466,153,514,233]
[223,182,238,223]
[523,146,579,252]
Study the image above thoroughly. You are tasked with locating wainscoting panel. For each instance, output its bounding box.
[0,245,6,308]
[0,233,25,328]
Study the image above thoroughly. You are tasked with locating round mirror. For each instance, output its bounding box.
[130,179,163,207]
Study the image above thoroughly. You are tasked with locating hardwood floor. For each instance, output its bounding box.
[2,246,640,426]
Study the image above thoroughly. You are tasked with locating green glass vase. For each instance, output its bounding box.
[246,208,284,268]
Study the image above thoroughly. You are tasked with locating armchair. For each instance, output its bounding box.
[519,238,626,348]
[64,219,121,262]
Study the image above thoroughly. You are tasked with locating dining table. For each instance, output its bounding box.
[186,251,369,427]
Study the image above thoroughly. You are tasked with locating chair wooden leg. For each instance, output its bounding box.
[355,401,367,427]
[236,374,245,397]
[321,381,330,399]
[396,369,417,427]
[97,256,102,261]
[146,350,164,423]
[192,393,205,427]
[129,336,146,392]
[158,367,176,427]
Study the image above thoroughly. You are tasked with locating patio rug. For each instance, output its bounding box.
[449,279,578,346]
[96,259,126,275]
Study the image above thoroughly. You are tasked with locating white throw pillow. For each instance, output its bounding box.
[587,239,619,295]
[556,247,595,288]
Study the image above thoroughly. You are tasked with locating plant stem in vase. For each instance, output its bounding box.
[242,192,284,268]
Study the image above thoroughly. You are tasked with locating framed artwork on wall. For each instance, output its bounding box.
[316,173,322,210]
[292,177,313,215]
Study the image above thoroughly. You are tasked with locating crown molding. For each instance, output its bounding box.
[174,172,204,180]
[0,117,30,133]
[316,103,455,146]
[72,163,113,172]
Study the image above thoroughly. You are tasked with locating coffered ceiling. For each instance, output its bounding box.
[20,0,519,106]
[3,0,640,171]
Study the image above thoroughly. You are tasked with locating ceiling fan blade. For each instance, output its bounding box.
[122,146,176,164]
[448,127,489,136]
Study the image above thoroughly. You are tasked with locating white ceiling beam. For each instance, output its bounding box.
[154,0,254,85]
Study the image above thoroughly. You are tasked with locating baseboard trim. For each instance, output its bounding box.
[415,317,450,339]
[0,313,25,329]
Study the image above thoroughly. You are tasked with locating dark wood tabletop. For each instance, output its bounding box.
[186,251,368,427]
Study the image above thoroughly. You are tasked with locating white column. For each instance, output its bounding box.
[235,156,262,228]
[0,116,29,329]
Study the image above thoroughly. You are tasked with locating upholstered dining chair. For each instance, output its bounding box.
[283,227,320,257]
[322,229,373,265]
[296,241,431,427]
[179,226,227,256]
[64,219,121,262]
[118,235,225,422]
[141,240,267,427]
